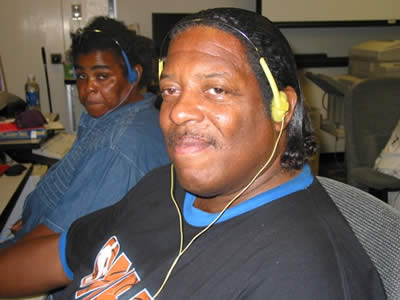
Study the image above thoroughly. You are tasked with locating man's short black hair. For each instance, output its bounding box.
[70,16,155,89]
[169,7,317,170]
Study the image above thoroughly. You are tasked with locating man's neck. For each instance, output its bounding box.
[193,168,300,213]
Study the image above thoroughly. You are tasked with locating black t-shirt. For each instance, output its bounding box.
[61,165,386,299]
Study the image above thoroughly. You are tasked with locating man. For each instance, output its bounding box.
[0,8,385,299]
[1,16,169,245]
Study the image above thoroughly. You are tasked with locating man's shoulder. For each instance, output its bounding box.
[139,164,172,182]
[122,164,174,198]
[78,164,174,230]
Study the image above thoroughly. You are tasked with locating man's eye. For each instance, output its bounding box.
[161,88,177,96]
[208,87,226,96]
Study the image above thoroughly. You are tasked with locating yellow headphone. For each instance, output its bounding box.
[158,26,289,122]
[259,57,289,122]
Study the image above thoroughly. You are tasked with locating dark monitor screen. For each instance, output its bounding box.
[152,13,189,56]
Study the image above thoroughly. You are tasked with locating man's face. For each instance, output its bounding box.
[75,50,131,118]
[160,26,280,199]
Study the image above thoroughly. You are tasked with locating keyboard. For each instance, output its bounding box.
[32,132,76,159]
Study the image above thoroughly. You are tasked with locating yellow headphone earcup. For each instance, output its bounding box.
[259,57,289,122]
[158,59,164,80]
[271,91,289,122]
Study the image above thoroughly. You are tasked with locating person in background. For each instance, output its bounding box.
[0,8,385,300]
[1,16,169,245]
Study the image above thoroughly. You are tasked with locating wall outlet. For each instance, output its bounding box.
[51,54,62,64]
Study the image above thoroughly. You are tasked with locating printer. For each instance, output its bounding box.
[349,40,400,78]
[305,40,400,152]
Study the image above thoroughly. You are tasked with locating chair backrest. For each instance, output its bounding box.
[344,77,400,183]
[318,176,400,300]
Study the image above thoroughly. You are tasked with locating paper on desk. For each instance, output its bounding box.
[45,121,65,131]
[32,132,76,159]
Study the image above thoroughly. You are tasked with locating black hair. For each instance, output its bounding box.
[70,16,155,89]
[169,8,317,170]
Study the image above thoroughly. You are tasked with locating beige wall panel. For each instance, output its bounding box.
[0,0,108,131]
[0,0,65,118]
[116,0,256,38]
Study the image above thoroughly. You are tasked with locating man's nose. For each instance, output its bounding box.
[169,89,204,125]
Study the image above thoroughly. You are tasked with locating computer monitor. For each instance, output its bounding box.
[152,13,188,56]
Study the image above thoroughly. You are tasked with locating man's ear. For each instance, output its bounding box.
[273,86,298,131]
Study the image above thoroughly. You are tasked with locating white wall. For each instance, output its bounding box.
[262,0,400,22]
[0,0,65,119]
[62,0,110,54]
[0,0,108,132]
[116,0,256,38]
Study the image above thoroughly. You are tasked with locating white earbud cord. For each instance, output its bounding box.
[103,82,135,117]
[153,117,286,298]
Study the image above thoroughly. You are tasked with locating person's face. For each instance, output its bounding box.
[75,50,132,118]
[159,26,281,200]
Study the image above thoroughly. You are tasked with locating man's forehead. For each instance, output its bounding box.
[173,26,244,50]
[166,26,249,69]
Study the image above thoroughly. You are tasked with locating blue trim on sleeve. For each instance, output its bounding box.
[184,164,314,227]
[59,232,74,280]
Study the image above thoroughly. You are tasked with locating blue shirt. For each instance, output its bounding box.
[183,164,314,226]
[16,93,170,239]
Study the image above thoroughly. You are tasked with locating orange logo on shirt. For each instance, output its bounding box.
[75,236,152,299]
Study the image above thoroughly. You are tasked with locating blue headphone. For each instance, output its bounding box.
[120,49,137,83]
[72,29,138,84]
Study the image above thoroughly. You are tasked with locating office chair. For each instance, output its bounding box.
[318,176,400,300]
[344,77,400,200]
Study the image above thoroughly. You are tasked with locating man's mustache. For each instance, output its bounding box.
[166,131,217,148]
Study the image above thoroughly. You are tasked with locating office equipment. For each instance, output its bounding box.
[344,77,400,200]
[152,13,188,54]
[64,82,86,132]
[319,176,400,300]
[0,91,26,119]
[305,72,347,133]
[0,136,47,151]
[32,132,76,159]
[305,72,361,140]
[349,40,400,78]
[0,113,64,167]
[375,120,400,180]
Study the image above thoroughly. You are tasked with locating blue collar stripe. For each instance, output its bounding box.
[183,164,314,227]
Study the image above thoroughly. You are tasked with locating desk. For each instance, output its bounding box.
[0,163,32,231]
[0,113,63,166]
[0,135,49,151]
[0,133,59,166]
